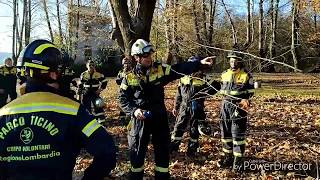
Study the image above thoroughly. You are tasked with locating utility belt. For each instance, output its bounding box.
[220,89,253,96]
[82,84,100,92]
[83,84,100,88]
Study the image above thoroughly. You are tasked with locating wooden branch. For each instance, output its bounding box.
[194,42,303,72]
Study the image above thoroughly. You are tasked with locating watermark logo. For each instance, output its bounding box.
[236,159,312,172]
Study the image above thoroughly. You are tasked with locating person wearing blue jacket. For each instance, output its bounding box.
[0,39,116,180]
[119,39,214,180]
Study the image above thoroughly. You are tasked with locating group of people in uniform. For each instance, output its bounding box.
[0,38,254,180]
[0,58,17,108]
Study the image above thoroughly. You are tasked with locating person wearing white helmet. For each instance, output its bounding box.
[119,39,215,180]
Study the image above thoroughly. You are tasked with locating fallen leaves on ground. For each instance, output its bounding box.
[73,75,320,179]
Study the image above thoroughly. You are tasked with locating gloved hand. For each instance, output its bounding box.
[239,99,250,110]
[134,108,146,120]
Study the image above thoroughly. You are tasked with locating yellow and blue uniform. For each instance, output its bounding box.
[0,81,116,179]
[119,61,203,180]
[80,70,108,120]
[0,73,7,107]
[116,70,131,122]
[0,65,17,107]
[171,73,220,154]
[219,68,254,160]
[116,70,127,85]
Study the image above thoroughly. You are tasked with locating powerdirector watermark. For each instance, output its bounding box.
[235,159,312,172]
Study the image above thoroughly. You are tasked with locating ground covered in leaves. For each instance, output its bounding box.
[74,73,320,179]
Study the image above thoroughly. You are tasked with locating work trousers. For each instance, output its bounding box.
[128,114,170,180]
[220,99,247,158]
[172,101,206,143]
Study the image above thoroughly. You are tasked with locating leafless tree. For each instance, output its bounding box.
[56,0,63,43]
[42,0,54,42]
[109,0,157,55]
[291,0,300,71]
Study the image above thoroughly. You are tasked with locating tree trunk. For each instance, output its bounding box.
[110,0,156,55]
[246,0,252,46]
[291,0,300,72]
[201,0,208,44]
[269,0,279,58]
[109,0,133,55]
[272,0,279,56]
[109,0,124,52]
[75,0,80,61]
[17,0,27,56]
[12,0,17,61]
[172,0,180,63]
[222,0,237,47]
[258,0,264,72]
[250,0,254,44]
[56,0,63,45]
[164,0,173,64]
[67,0,73,56]
[193,0,202,44]
[25,0,31,45]
[43,0,54,42]
[207,0,216,45]
[129,0,135,17]
[269,0,275,59]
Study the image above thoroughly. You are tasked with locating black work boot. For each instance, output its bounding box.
[233,157,245,173]
[217,154,234,169]
[187,141,199,157]
[155,171,170,180]
[169,140,181,153]
[129,171,143,180]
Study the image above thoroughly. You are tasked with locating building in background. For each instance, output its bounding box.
[67,2,115,64]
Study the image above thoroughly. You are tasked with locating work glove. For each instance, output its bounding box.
[134,108,146,120]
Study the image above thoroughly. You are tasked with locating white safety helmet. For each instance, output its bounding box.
[94,97,105,108]
[131,39,155,56]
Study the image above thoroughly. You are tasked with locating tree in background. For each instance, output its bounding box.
[109,0,157,55]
